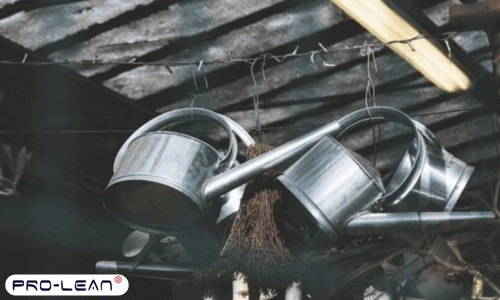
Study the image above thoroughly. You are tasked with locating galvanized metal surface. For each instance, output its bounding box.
[344,211,500,235]
[105,132,221,233]
[106,108,239,233]
[387,145,474,212]
[279,136,384,243]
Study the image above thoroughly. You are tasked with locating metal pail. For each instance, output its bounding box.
[386,121,474,212]
[104,108,238,234]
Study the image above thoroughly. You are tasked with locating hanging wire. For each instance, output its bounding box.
[197,60,209,89]
[363,43,381,167]
[250,57,262,134]
[0,31,490,143]
[188,64,202,109]
[0,32,458,67]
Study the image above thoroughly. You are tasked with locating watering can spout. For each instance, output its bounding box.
[344,211,500,235]
[202,120,343,201]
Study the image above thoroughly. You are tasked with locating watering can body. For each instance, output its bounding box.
[386,122,474,212]
[278,107,426,246]
[105,131,223,233]
[278,136,385,244]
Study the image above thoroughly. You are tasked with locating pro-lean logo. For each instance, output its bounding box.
[5,274,129,296]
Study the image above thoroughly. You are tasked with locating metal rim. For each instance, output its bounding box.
[113,108,238,173]
[444,163,475,212]
[107,173,207,212]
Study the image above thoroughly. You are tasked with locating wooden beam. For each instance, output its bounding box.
[103,0,347,102]
[139,21,365,111]
[36,0,180,56]
[51,0,295,79]
[0,0,155,50]
[0,0,89,19]
[390,0,498,107]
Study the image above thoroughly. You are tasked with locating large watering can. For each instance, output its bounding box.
[104,108,241,233]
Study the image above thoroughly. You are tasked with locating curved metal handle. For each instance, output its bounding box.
[412,120,444,151]
[113,108,237,173]
[335,107,427,207]
[219,115,255,147]
[215,115,254,169]
[204,106,424,203]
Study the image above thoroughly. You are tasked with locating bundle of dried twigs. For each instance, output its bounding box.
[198,143,300,298]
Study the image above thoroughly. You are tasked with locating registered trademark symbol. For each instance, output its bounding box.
[114,276,122,284]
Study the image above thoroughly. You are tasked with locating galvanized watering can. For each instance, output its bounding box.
[104,108,240,233]
[278,107,426,244]
[385,121,474,212]
[278,136,385,245]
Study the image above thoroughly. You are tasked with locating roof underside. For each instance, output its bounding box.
[0,0,498,198]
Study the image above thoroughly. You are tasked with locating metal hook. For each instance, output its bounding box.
[250,58,262,134]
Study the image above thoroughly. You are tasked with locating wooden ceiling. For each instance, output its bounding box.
[0,0,498,201]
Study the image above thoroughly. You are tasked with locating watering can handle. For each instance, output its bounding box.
[412,120,444,151]
[204,106,423,203]
[113,108,238,173]
[219,115,255,147]
[336,107,427,207]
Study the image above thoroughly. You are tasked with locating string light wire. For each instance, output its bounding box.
[0,32,457,68]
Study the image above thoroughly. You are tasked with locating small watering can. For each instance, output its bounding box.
[385,121,474,212]
[278,107,426,245]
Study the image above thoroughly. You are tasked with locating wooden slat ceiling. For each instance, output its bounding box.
[0,0,498,193]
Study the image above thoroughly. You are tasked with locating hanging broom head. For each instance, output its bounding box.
[196,143,301,289]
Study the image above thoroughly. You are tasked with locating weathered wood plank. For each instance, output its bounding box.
[49,0,294,77]
[102,0,345,100]
[218,74,488,172]
[423,0,453,27]
[154,32,378,115]
[0,0,154,50]
[179,32,486,120]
